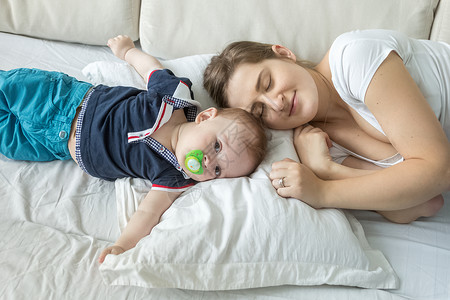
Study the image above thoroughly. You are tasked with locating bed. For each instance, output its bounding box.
[1,0,449,299]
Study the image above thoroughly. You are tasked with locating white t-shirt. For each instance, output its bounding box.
[328,29,450,167]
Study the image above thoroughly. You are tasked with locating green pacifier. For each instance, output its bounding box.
[185,150,204,175]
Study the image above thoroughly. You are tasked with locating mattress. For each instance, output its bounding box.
[0,32,449,300]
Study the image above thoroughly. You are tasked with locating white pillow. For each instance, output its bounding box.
[82,54,217,109]
[99,128,398,290]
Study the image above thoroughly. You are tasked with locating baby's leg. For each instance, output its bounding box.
[377,194,444,224]
[0,68,89,161]
[0,69,61,160]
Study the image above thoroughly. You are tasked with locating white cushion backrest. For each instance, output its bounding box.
[140,0,439,62]
[0,0,140,45]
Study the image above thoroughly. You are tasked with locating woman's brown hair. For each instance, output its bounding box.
[203,41,314,108]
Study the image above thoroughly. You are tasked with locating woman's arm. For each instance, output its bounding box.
[293,125,380,180]
[98,190,181,263]
[107,35,163,83]
[274,52,450,211]
[332,51,450,209]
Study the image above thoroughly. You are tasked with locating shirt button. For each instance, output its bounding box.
[159,146,165,153]
[59,131,67,139]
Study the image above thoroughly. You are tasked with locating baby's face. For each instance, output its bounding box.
[177,115,257,182]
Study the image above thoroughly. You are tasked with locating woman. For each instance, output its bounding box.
[203,29,450,223]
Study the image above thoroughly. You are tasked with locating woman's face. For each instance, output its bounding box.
[226,56,319,130]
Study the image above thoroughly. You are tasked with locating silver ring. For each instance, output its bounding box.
[278,177,285,188]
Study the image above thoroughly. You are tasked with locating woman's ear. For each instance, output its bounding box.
[195,107,218,123]
[272,45,297,62]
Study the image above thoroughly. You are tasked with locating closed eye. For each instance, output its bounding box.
[251,102,266,120]
[266,75,272,91]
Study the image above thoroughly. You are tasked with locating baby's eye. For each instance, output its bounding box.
[215,165,221,177]
[214,141,221,153]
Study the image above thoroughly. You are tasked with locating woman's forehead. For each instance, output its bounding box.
[227,64,263,109]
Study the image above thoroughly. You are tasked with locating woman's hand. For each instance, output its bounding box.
[98,245,125,264]
[107,35,135,61]
[269,158,326,209]
[294,125,334,179]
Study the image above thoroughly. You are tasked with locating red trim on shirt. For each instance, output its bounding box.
[152,183,195,191]
[148,69,158,82]
[127,96,168,141]
[153,102,167,132]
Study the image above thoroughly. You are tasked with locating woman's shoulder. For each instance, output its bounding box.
[328,29,408,104]
[333,29,408,43]
[330,29,408,59]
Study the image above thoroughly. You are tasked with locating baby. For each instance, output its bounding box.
[0,35,267,262]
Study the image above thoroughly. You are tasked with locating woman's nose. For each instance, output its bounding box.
[262,94,283,111]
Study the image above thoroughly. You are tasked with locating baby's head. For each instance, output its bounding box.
[203,41,314,109]
[178,107,267,182]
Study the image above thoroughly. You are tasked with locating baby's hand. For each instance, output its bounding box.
[98,245,125,264]
[107,35,135,60]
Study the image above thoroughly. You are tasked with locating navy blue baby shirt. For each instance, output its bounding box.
[78,69,200,192]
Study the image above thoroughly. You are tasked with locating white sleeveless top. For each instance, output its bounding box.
[328,29,450,167]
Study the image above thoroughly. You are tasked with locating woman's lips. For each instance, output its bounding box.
[290,92,297,116]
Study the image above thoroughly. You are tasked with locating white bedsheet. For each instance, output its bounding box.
[0,32,449,300]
